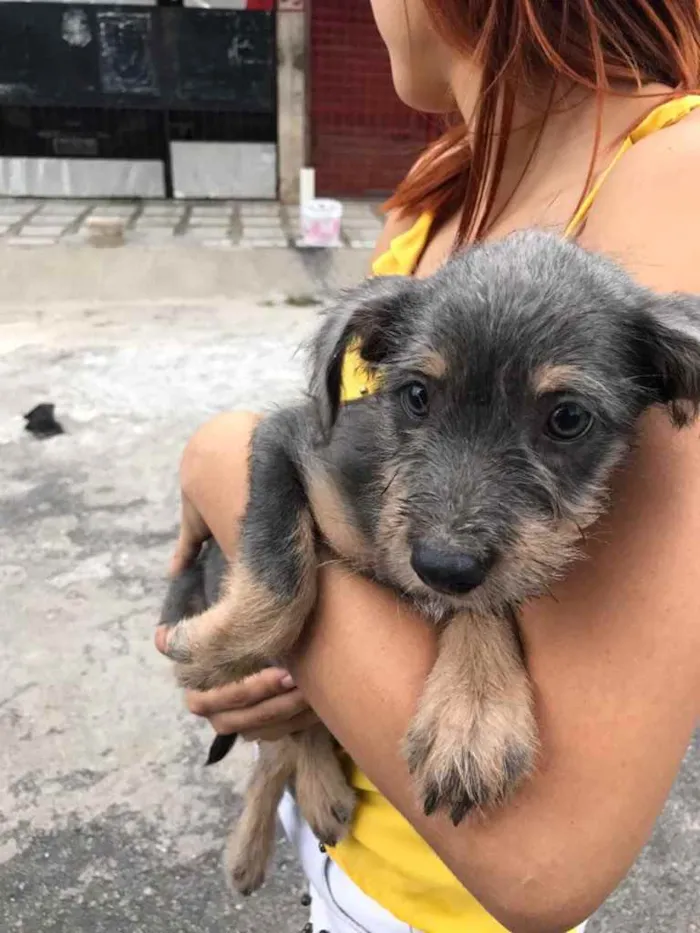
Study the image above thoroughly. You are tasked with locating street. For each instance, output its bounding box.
[0,294,697,932]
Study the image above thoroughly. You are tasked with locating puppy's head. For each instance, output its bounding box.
[311,231,700,612]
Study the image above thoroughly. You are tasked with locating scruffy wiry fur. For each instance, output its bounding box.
[161,230,700,894]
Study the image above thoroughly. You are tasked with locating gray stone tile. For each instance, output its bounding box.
[141,205,185,218]
[240,229,285,241]
[185,227,231,239]
[19,225,67,238]
[0,211,33,223]
[26,216,72,228]
[187,216,233,228]
[190,204,234,214]
[89,204,138,217]
[35,201,88,215]
[135,220,177,231]
[239,200,279,211]
[239,237,288,248]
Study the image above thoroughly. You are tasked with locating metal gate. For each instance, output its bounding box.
[0,0,278,199]
[310,0,439,198]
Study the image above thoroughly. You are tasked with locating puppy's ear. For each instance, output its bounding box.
[633,294,700,427]
[309,275,419,428]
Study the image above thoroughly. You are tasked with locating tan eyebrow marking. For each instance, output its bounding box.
[531,363,609,398]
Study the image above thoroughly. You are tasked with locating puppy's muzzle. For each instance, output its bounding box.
[410,541,495,596]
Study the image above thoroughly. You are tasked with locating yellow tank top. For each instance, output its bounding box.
[331,95,700,933]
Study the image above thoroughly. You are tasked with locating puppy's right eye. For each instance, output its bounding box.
[400,381,430,419]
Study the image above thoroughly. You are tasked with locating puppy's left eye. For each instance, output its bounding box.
[400,381,430,419]
[545,400,593,441]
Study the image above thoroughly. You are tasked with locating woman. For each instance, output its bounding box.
[156,2,700,931]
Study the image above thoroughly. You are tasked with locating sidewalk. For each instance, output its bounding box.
[0,199,379,307]
[0,198,383,250]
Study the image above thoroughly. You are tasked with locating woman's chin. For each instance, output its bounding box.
[389,62,456,115]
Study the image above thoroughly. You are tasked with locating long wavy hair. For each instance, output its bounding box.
[384,0,700,244]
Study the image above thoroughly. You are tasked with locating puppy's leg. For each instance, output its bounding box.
[293,724,356,847]
[172,412,318,692]
[225,740,295,895]
[404,612,537,825]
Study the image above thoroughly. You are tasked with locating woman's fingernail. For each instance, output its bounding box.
[280,674,295,689]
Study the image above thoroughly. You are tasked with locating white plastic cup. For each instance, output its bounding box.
[300,198,343,248]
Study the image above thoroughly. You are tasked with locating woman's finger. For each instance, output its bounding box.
[205,687,310,735]
[185,668,295,717]
[239,709,321,743]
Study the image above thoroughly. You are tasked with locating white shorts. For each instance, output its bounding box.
[278,790,589,933]
[278,789,419,932]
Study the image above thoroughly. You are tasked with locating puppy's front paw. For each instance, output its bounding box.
[172,636,265,693]
[168,565,313,691]
[404,683,537,825]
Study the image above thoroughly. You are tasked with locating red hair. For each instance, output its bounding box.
[384,1,700,244]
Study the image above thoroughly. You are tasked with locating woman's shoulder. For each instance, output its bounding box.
[582,106,700,292]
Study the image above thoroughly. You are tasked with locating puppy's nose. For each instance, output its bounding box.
[410,542,493,595]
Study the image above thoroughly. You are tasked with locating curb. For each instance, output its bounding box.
[0,243,373,307]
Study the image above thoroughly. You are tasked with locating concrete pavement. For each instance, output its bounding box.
[0,292,697,932]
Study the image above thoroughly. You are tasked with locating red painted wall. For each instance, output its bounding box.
[309,0,440,197]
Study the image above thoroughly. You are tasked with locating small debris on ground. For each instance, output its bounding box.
[23,403,65,439]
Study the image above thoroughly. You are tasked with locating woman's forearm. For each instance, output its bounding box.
[289,565,601,933]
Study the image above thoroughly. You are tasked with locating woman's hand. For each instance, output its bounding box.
[184,668,320,742]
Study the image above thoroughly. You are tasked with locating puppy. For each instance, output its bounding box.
[161,229,700,894]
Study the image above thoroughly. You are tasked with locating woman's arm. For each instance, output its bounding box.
[287,124,700,930]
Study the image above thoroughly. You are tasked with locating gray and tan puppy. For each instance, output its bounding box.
[161,230,700,894]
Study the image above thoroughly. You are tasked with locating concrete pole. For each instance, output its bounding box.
[276,0,308,204]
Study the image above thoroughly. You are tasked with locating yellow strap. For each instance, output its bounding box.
[565,94,700,237]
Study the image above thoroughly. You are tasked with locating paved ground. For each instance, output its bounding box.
[0,294,697,933]
[0,198,382,250]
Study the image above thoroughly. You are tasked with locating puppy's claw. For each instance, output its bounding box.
[450,796,475,827]
[423,785,439,817]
